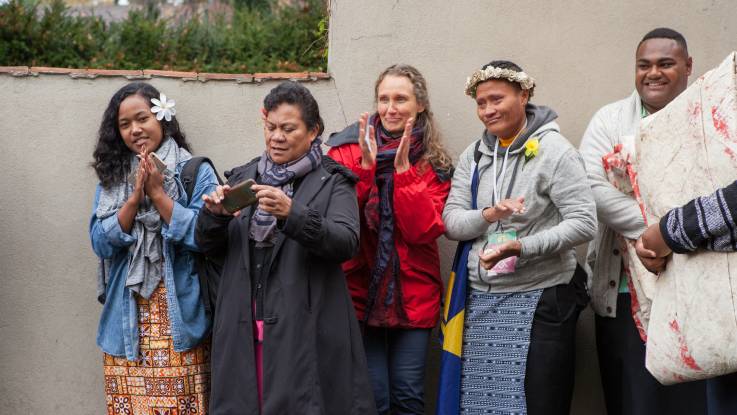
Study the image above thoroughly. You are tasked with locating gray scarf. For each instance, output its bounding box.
[96,137,191,300]
[249,138,323,247]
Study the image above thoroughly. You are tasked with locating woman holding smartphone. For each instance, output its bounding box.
[196,81,376,414]
[327,64,453,415]
[90,82,218,414]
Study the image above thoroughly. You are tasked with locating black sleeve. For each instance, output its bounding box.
[659,179,737,253]
[280,174,360,262]
[195,206,234,256]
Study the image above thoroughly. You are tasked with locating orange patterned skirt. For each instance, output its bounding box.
[103,282,210,415]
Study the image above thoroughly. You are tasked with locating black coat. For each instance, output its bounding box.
[196,156,377,415]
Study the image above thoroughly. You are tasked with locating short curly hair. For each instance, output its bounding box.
[263,81,324,136]
[638,27,688,55]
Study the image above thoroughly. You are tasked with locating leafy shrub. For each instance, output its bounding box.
[0,0,328,73]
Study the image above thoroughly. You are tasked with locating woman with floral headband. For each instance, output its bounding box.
[439,60,596,415]
[327,64,453,415]
[90,82,218,413]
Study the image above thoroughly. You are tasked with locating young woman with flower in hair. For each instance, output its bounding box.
[439,60,596,415]
[90,82,218,414]
[327,64,453,415]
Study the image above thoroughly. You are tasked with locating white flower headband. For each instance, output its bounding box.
[151,93,176,122]
[464,66,536,97]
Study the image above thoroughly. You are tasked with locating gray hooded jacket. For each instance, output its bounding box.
[443,105,597,293]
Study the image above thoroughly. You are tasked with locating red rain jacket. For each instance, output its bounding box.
[328,143,450,328]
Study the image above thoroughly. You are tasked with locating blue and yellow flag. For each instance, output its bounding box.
[436,156,480,415]
[437,241,472,414]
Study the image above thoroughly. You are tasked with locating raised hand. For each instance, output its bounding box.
[143,153,165,200]
[482,196,525,223]
[131,157,148,205]
[394,117,414,174]
[358,112,377,169]
[252,184,292,220]
[202,185,238,216]
[118,153,148,233]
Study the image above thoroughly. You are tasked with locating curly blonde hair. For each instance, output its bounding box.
[374,64,453,174]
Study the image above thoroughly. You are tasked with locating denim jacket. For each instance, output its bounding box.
[89,161,219,361]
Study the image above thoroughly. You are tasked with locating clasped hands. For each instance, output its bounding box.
[635,223,672,274]
[202,184,292,220]
[128,146,167,205]
[118,146,173,232]
[358,112,414,173]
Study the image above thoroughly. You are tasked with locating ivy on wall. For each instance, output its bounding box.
[0,0,328,73]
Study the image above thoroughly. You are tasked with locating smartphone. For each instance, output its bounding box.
[149,152,167,173]
[221,179,258,213]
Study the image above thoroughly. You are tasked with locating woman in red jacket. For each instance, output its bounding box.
[327,64,453,415]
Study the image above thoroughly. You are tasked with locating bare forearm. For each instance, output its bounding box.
[150,192,174,224]
[117,199,139,233]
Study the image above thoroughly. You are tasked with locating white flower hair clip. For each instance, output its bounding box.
[150,93,176,122]
[464,66,535,98]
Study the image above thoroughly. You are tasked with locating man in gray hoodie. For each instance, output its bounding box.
[579,27,706,415]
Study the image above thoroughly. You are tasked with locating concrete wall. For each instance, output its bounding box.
[0,74,347,414]
[327,1,737,413]
[1,0,736,413]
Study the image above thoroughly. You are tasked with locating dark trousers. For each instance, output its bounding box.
[525,265,587,415]
[707,372,737,415]
[363,327,431,415]
[596,293,707,415]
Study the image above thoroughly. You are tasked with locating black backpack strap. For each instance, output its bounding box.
[181,156,224,319]
[473,139,483,164]
[181,157,223,204]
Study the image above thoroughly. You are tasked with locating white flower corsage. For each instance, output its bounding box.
[150,93,176,122]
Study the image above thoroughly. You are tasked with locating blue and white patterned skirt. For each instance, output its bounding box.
[459,288,543,415]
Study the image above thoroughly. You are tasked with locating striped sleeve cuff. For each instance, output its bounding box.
[660,181,737,253]
[659,208,693,254]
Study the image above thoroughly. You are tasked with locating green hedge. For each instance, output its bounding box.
[0,0,328,73]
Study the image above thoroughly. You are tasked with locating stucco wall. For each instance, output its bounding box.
[327,1,737,413]
[1,0,736,413]
[0,74,347,414]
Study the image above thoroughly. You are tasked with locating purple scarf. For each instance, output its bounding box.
[249,138,323,247]
[364,115,425,326]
